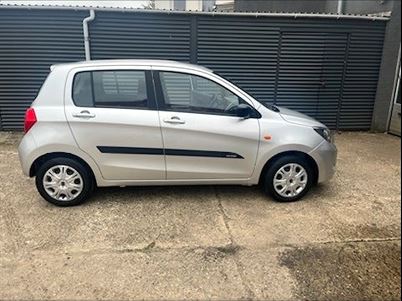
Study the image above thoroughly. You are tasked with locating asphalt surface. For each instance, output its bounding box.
[0,131,400,300]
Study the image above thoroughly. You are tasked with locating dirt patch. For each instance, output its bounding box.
[280,241,401,301]
[336,224,401,240]
[202,244,241,262]
[0,132,23,146]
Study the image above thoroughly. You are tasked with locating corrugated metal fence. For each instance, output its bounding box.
[0,8,386,130]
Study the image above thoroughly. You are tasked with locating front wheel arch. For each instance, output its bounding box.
[258,151,319,185]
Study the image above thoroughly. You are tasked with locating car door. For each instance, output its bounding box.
[65,67,165,181]
[153,69,260,180]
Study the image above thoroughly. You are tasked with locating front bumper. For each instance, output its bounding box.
[309,140,337,183]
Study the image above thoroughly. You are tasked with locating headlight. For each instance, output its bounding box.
[314,127,332,143]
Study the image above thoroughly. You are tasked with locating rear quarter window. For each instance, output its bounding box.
[73,72,93,107]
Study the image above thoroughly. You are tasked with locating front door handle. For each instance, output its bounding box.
[72,110,96,119]
[163,116,185,124]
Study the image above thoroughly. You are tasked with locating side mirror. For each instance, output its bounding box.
[236,104,253,119]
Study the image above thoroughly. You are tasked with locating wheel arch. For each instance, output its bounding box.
[258,150,319,185]
[29,152,97,185]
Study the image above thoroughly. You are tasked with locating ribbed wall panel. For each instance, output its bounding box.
[0,8,386,130]
[0,9,86,130]
[90,12,191,61]
[276,32,348,128]
[340,33,385,129]
[197,17,280,103]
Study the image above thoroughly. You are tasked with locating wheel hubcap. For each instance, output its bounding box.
[273,163,308,198]
[43,165,83,201]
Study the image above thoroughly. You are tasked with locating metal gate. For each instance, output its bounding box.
[0,7,387,131]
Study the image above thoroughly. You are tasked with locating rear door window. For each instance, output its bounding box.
[72,70,150,109]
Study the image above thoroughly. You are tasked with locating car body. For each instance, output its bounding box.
[18,60,337,206]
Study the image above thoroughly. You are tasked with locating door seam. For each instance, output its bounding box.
[151,67,168,179]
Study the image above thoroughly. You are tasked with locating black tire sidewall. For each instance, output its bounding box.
[264,155,314,202]
[35,158,93,206]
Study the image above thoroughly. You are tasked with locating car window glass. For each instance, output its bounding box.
[72,70,148,109]
[92,71,148,107]
[159,71,243,115]
[73,72,93,107]
[160,72,192,106]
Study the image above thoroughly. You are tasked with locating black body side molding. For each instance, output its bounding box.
[97,146,244,159]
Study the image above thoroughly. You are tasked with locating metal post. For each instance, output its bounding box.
[273,32,283,105]
[190,15,198,64]
[336,33,351,131]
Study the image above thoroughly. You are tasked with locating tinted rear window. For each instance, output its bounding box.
[72,70,149,109]
[73,72,93,107]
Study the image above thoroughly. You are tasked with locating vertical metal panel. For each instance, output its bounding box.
[316,34,348,129]
[197,16,280,103]
[89,12,191,62]
[196,16,385,130]
[0,9,86,130]
[275,32,348,128]
[340,31,385,129]
[190,16,198,64]
[0,8,387,130]
[276,32,327,117]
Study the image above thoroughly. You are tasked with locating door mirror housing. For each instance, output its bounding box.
[236,104,254,119]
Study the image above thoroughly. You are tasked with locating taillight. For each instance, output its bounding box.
[24,108,37,133]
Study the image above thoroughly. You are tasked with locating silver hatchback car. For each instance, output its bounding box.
[18,60,337,206]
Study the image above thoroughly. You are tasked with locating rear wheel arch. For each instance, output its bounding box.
[29,152,97,185]
[259,151,319,185]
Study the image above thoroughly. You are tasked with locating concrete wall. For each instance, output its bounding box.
[155,0,204,11]
[186,0,202,11]
[372,0,401,131]
[154,0,172,10]
[343,0,394,14]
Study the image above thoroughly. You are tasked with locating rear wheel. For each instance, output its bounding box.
[263,155,314,202]
[35,157,94,206]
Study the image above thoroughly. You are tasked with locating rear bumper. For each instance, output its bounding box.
[309,140,337,183]
[18,132,36,177]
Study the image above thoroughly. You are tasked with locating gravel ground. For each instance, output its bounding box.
[0,131,400,300]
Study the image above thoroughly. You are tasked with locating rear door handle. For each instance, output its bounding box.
[72,110,96,119]
[163,116,185,124]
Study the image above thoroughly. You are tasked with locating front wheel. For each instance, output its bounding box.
[263,155,314,202]
[35,157,94,206]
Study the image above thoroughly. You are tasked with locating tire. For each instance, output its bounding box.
[263,155,314,202]
[35,157,94,206]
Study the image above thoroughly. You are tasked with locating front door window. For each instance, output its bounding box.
[158,71,244,116]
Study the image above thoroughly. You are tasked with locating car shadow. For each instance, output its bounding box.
[89,184,264,204]
[87,182,335,205]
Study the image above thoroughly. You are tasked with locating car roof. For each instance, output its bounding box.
[51,59,213,73]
